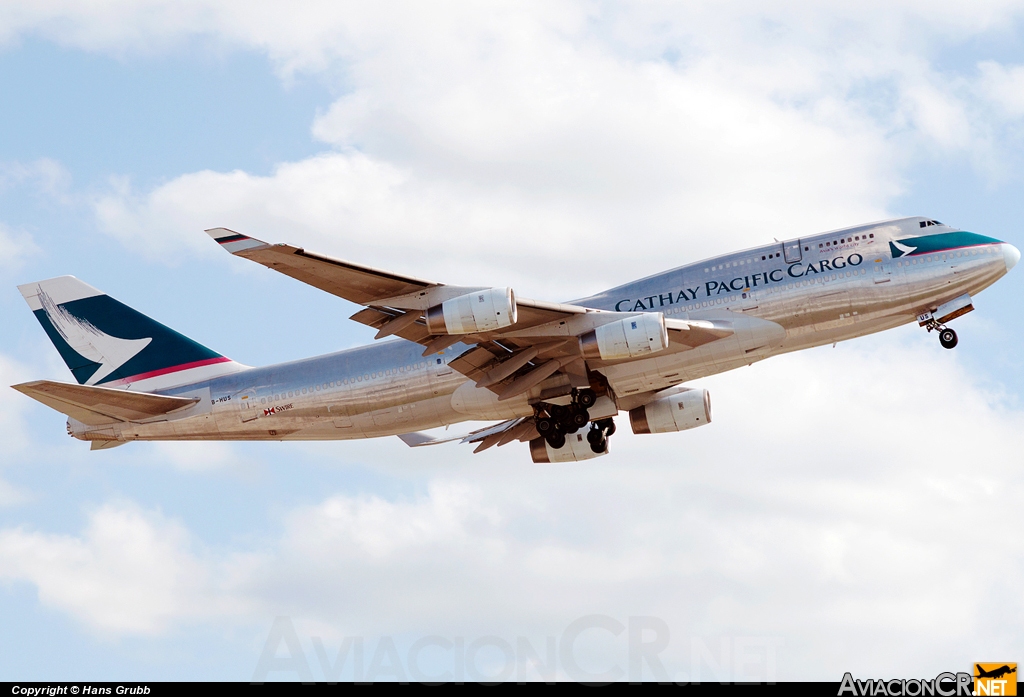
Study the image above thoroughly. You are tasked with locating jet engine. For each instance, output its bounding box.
[579,313,669,361]
[529,432,609,463]
[629,388,711,434]
[425,288,517,335]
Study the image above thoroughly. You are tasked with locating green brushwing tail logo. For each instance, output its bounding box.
[37,288,152,385]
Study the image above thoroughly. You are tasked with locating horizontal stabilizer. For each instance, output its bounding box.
[396,431,447,447]
[11,380,199,426]
[90,439,127,451]
[396,417,538,453]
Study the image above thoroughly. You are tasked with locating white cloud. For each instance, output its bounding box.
[91,23,898,298]
[0,479,29,508]
[5,0,1024,679]
[5,336,1020,677]
[978,60,1024,118]
[249,337,1024,677]
[148,441,245,472]
[0,502,243,635]
[0,352,38,457]
[0,223,37,272]
[79,1,1024,298]
[0,158,71,197]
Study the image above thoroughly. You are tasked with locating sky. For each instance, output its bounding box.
[1,0,1023,682]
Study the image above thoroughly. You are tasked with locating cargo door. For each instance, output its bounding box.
[872,257,892,284]
[369,378,414,427]
[236,388,259,422]
[783,239,803,264]
[813,289,854,329]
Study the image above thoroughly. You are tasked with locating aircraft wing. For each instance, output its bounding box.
[12,380,199,426]
[207,228,736,401]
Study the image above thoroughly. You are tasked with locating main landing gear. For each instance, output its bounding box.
[534,388,613,453]
[922,317,958,350]
[586,418,616,454]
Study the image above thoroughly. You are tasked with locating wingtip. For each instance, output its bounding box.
[205,227,246,241]
[205,228,268,253]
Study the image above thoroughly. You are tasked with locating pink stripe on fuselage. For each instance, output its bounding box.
[107,356,233,385]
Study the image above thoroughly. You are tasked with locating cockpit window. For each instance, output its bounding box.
[919,220,944,228]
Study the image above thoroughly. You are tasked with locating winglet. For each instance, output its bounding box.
[205,228,269,254]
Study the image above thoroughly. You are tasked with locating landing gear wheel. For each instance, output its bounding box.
[939,328,958,349]
[589,434,608,454]
[587,424,603,445]
[546,431,566,449]
[550,404,568,420]
[570,409,590,429]
[577,389,597,409]
[596,418,616,437]
[536,417,555,437]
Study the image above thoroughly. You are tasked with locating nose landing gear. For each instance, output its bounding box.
[921,315,959,350]
[938,327,958,349]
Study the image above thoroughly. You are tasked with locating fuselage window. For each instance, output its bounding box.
[869,234,874,238]
[302,388,307,394]
[261,398,266,404]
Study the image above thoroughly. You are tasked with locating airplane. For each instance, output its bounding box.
[975,665,1016,680]
[11,216,1020,462]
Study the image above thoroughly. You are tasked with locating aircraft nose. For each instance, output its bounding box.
[1003,243,1021,272]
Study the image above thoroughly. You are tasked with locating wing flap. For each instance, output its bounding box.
[349,307,433,344]
[11,380,199,425]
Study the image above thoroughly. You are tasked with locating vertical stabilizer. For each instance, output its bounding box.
[18,276,247,391]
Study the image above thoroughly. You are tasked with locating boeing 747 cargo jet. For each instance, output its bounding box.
[12,217,1019,462]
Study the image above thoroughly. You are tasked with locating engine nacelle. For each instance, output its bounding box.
[529,433,609,463]
[425,288,517,335]
[579,313,669,361]
[629,388,711,434]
